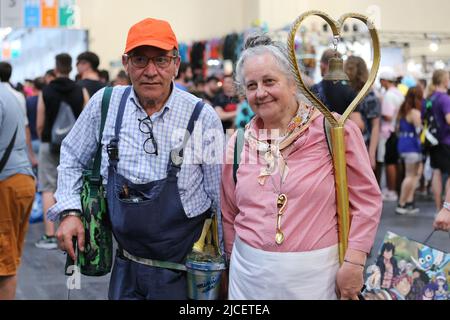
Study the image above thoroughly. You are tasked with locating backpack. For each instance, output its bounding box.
[233,118,333,184]
[50,100,76,153]
[420,95,440,151]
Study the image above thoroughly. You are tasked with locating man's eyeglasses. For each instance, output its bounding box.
[126,54,177,69]
[275,194,287,245]
[138,117,158,155]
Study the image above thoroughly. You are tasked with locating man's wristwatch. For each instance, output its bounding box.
[444,201,450,211]
[60,210,82,220]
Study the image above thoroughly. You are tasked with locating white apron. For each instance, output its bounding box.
[229,237,339,300]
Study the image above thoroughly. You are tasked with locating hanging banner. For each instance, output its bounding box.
[0,0,24,28]
[24,0,40,27]
[40,0,58,28]
[58,0,74,27]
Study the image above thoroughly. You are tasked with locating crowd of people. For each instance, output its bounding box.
[175,47,450,220]
[158,46,449,222]
[0,16,449,300]
[0,52,134,250]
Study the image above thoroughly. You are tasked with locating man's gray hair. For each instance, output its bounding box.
[235,33,296,95]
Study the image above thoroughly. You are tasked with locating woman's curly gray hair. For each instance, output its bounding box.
[235,33,296,95]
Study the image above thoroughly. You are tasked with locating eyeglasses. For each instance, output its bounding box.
[126,54,177,69]
[275,194,287,245]
[138,117,158,155]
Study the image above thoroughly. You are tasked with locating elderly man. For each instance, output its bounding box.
[49,18,223,300]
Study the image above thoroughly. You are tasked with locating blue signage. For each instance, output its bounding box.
[24,0,40,27]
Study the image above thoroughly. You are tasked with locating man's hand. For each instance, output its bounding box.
[56,216,85,261]
[336,262,364,300]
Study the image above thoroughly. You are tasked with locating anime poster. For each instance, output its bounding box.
[363,231,449,300]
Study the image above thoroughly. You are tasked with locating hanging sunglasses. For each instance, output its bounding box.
[138,117,158,155]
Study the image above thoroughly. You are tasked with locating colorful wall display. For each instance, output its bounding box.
[40,0,57,27]
[59,0,74,27]
[0,0,75,28]
[24,0,40,27]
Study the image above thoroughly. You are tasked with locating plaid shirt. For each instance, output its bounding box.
[47,85,224,223]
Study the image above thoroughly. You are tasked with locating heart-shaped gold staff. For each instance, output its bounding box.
[287,11,381,264]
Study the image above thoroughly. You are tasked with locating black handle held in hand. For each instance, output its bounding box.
[423,230,436,245]
[357,285,366,300]
[64,237,77,276]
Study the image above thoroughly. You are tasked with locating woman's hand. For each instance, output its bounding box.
[336,261,365,300]
[433,207,450,231]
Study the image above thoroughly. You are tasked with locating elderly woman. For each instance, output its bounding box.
[221,34,382,300]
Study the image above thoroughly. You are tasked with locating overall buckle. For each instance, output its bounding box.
[107,140,119,161]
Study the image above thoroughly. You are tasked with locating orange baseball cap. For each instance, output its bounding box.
[124,18,178,54]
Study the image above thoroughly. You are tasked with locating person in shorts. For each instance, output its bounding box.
[0,74,35,300]
[426,70,450,211]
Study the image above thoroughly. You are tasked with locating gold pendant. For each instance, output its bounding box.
[277,194,287,210]
[275,230,284,245]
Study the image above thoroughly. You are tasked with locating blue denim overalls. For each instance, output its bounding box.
[107,87,209,299]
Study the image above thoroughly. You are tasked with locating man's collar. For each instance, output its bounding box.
[129,82,177,119]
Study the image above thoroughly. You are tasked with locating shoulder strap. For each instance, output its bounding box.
[114,86,133,139]
[0,125,18,173]
[186,101,204,138]
[233,128,245,185]
[170,100,204,167]
[323,117,333,159]
[91,87,113,184]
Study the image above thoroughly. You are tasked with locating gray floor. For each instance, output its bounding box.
[16,225,111,300]
[15,195,450,300]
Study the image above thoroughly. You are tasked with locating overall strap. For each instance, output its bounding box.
[169,100,204,172]
[90,87,113,186]
[107,86,132,167]
[114,86,132,138]
[0,125,18,173]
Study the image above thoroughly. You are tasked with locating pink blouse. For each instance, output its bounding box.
[221,114,382,257]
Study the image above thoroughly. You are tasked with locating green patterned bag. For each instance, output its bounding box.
[67,87,113,276]
[78,168,112,276]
